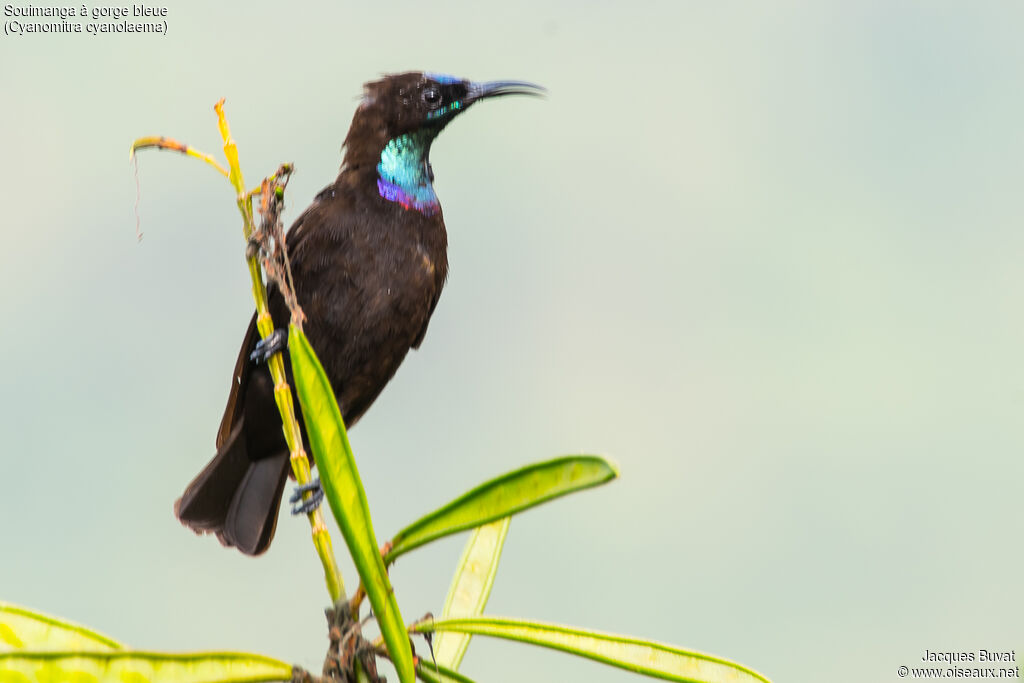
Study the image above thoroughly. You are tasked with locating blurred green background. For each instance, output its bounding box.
[1,2,1022,681]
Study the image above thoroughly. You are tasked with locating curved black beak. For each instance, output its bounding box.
[467,80,547,102]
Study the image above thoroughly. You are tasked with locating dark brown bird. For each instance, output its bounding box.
[174,72,543,555]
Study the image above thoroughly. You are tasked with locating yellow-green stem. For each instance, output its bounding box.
[128,136,230,178]
[214,99,345,603]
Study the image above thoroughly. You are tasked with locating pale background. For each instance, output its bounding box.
[1,2,1022,682]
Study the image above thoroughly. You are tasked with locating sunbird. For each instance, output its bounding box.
[175,72,544,555]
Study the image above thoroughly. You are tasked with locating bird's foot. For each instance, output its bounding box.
[290,478,324,515]
[250,329,288,364]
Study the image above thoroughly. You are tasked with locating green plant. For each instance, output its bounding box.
[0,100,770,683]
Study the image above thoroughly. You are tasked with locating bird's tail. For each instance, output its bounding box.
[174,419,290,556]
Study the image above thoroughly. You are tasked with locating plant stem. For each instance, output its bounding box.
[214,99,345,603]
[128,136,230,178]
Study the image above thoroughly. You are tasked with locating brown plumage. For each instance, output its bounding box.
[174,72,543,555]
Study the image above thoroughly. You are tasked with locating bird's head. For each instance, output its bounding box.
[356,71,545,137]
[340,71,544,215]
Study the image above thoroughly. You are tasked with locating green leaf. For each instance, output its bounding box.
[414,660,477,683]
[0,604,122,652]
[0,651,292,683]
[287,325,414,683]
[386,455,617,563]
[433,518,510,670]
[414,617,771,683]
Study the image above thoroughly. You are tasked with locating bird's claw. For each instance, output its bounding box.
[250,329,288,364]
[290,478,324,515]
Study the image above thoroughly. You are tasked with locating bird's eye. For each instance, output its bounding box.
[422,87,442,108]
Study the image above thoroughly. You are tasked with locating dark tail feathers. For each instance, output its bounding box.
[174,419,290,556]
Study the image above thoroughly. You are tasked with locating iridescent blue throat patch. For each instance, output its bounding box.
[376,131,440,216]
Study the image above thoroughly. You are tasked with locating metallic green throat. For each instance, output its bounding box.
[376,131,439,216]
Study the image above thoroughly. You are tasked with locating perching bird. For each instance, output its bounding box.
[174,72,544,555]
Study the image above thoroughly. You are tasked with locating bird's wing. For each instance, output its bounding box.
[216,311,260,449]
[215,183,333,448]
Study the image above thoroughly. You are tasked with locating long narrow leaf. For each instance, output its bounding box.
[433,518,510,670]
[386,455,617,563]
[0,651,292,683]
[415,660,477,683]
[288,325,414,683]
[0,604,122,652]
[414,617,771,683]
